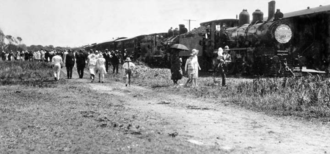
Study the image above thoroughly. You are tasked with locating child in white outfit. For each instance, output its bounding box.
[122,57,136,87]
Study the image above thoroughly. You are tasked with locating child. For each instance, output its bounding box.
[122,57,136,87]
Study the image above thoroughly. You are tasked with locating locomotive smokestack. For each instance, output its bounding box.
[267,0,276,21]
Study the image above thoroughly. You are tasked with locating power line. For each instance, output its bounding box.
[184,19,196,32]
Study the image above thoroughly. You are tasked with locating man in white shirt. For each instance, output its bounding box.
[51,53,63,81]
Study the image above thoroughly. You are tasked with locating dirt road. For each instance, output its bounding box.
[66,69,330,154]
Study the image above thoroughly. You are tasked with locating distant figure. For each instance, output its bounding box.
[170,49,183,85]
[1,50,5,61]
[173,28,179,36]
[214,46,231,86]
[103,49,111,72]
[111,51,119,74]
[185,49,201,87]
[65,50,75,79]
[52,53,63,81]
[168,27,174,36]
[76,50,87,79]
[123,49,128,64]
[122,57,136,87]
[87,50,97,82]
[96,54,107,83]
[45,50,50,62]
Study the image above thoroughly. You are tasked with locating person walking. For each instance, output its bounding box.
[170,49,183,85]
[103,49,111,73]
[76,50,87,79]
[87,50,97,82]
[96,53,107,83]
[185,49,201,87]
[52,53,63,81]
[111,51,119,74]
[65,50,75,79]
[122,57,136,87]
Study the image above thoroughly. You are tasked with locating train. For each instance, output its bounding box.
[86,0,330,77]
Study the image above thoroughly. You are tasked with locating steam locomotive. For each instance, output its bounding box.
[87,0,330,76]
[199,0,330,76]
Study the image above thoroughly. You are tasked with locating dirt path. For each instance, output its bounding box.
[64,67,330,154]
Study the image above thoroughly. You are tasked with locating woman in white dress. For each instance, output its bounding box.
[96,53,107,83]
[87,50,97,82]
[185,49,201,87]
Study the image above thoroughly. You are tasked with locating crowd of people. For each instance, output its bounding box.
[0,50,58,62]
[49,48,136,86]
[1,46,229,88]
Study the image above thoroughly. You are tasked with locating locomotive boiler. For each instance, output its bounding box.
[219,0,294,76]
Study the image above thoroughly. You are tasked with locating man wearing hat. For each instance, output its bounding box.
[111,50,119,74]
[214,46,230,86]
[122,57,136,87]
[103,49,111,73]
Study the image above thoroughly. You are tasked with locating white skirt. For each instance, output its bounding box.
[89,65,96,75]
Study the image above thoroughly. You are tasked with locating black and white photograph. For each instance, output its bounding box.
[0,0,330,153]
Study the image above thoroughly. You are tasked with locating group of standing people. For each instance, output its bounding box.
[170,48,201,87]
[51,48,136,87]
[170,45,231,87]
[0,50,57,62]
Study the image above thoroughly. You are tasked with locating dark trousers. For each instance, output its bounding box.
[105,61,109,72]
[113,64,119,73]
[77,65,85,78]
[213,62,226,86]
[66,65,74,79]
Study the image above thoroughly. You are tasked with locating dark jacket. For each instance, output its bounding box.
[65,53,75,66]
[111,53,119,65]
[76,52,87,66]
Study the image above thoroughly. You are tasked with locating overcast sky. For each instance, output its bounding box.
[0,0,329,47]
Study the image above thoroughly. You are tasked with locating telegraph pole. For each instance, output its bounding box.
[184,19,196,31]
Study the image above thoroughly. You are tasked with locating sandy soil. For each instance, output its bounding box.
[64,69,330,154]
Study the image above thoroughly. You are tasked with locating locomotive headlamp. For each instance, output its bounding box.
[274,24,292,44]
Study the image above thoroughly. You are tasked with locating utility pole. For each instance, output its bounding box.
[184,19,196,31]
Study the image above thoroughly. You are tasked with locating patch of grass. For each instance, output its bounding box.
[0,61,64,87]
[127,65,330,121]
[0,82,219,153]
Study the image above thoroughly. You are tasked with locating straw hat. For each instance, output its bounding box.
[191,49,199,56]
[125,57,131,62]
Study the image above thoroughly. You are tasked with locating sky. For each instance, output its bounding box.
[0,0,329,47]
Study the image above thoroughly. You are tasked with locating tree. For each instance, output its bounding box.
[17,37,22,42]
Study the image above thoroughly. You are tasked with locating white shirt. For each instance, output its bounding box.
[122,62,136,70]
[96,57,106,67]
[88,54,97,66]
[52,55,63,65]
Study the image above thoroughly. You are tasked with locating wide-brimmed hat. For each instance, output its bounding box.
[224,46,230,50]
[125,57,131,62]
[190,49,199,56]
